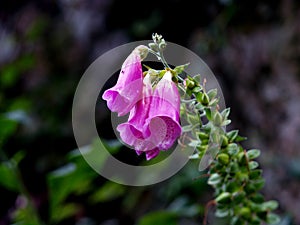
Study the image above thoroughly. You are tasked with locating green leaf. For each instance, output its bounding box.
[249,216,262,225]
[230,216,244,225]
[208,173,222,186]
[232,191,246,204]
[0,150,25,192]
[256,211,268,220]
[0,116,18,146]
[236,171,249,182]
[226,143,238,155]
[266,213,281,224]
[12,200,41,225]
[226,130,239,142]
[168,197,200,217]
[158,70,167,78]
[215,208,230,218]
[187,114,200,125]
[173,63,190,75]
[182,124,193,132]
[0,162,19,192]
[207,89,218,100]
[250,193,265,203]
[229,163,239,173]
[138,211,177,225]
[235,135,247,142]
[89,181,125,203]
[50,203,81,223]
[252,178,265,191]
[1,65,19,88]
[201,93,209,105]
[261,201,279,211]
[249,161,259,170]
[196,92,203,103]
[249,169,262,180]
[221,108,230,119]
[221,119,231,126]
[14,151,24,162]
[193,74,201,83]
[192,86,202,93]
[238,152,247,165]
[215,192,231,204]
[204,108,212,121]
[226,182,240,193]
[48,160,97,221]
[213,111,223,126]
[246,149,261,160]
[221,135,229,147]
[208,98,219,107]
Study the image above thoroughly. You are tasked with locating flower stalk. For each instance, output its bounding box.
[102,33,280,224]
[146,34,280,224]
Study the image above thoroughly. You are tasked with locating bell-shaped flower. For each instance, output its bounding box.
[117,71,182,160]
[102,45,148,116]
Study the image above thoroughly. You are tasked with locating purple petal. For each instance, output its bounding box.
[136,148,160,160]
[102,47,144,116]
[117,72,182,160]
[145,72,182,149]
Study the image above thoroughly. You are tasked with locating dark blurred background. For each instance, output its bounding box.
[1,0,300,224]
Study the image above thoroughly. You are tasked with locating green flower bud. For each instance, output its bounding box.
[201,93,210,105]
[236,171,249,182]
[198,145,207,152]
[221,135,228,148]
[239,207,251,219]
[217,153,230,165]
[159,40,167,50]
[135,45,149,60]
[148,43,158,52]
[186,79,195,89]
[198,132,209,140]
[213,111,223,126]
[201,139,209,145]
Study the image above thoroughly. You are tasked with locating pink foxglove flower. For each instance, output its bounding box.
[102,45,148,116]
[117,71,182,160]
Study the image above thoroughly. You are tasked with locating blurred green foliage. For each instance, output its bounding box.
[1,0,300,224]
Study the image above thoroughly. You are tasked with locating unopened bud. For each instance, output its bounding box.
[185,79,195,89]
[221,135,228,148]
[135,45,149,60]
[213,111,223,126]
[198,132,209,140]
[148,43,158,52]
[239,207,251,219]
[159,40,167,50]
[217,153,230,165]
[201,93,210,105]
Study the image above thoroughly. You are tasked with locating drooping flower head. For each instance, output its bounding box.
[102,45,148,116]
[117,71,182,160]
